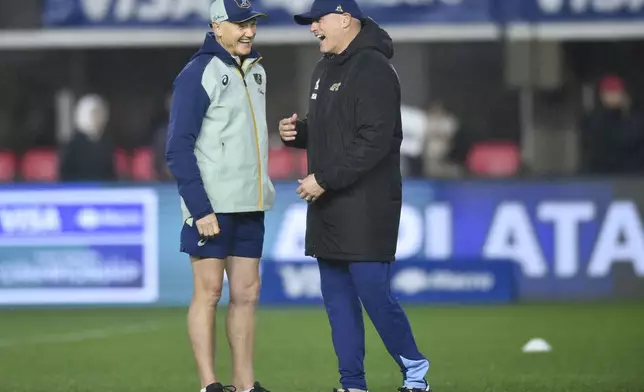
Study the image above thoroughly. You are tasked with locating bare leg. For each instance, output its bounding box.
[188,256,226,388]
[225,256,261,390]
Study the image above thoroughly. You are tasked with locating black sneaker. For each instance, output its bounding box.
[250,381,270,392]
[204,383,236,392]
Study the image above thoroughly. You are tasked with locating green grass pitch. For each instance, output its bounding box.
[1,302,643,392]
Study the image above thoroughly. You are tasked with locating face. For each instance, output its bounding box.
[600,90,626,109]
[213,19,257,56]
[75,96,109,137]
[90,105,109,131]
[310,14,349,54]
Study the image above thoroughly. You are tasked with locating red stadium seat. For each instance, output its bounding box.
[295,150,308,178]
[131,147,156,181]
[21,148,59,182]
[114,148,130,179]
[268,148,295,180]
[466,141,520,177]
[0,150,17,182]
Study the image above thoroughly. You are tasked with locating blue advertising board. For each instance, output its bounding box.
[507,0,644,22]
[42,0,495,27]
[0,188,158,305]
[260,260,517,305]
[1,179,643,307]
[42,0,644,27]
[266,180,644,300]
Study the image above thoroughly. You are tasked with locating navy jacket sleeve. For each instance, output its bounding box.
[165,60,214,220]
[315,62,398,191]
[282,117,308,149]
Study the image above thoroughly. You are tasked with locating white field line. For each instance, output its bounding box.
[0,321,162,348]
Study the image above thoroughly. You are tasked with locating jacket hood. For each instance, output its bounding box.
[191,32,261,66]
[335,18,394,63]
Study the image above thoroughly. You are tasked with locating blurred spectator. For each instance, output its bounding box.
[59,94,117,182]
[422,101,462,178]
[579,75,644,175]
[400,104,427,177]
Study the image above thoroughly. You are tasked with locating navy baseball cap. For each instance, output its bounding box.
[210,0,266,24]
[294,0,364,25]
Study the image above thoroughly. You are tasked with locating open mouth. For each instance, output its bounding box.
[315,34,326,42]
[239,39,252,45]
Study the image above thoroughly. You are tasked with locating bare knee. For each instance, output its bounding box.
[191,256,225,307]
[229,279,260,307]
[193,281,223,308]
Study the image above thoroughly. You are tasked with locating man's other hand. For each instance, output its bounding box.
[279,113,298,141]
[296,174,325,202]
[196,213,220,237]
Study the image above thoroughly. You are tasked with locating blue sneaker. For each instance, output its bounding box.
[398,382,432,392]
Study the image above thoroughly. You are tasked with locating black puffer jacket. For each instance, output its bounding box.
[284,18,403,262]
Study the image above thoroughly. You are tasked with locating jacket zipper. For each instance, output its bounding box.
[234,58,264,210]
[310,67,328,175]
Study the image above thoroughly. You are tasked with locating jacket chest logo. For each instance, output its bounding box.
[253,73,262,85]
[311,80,341,100]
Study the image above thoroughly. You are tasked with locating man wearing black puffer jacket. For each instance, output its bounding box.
[278,1,431,391]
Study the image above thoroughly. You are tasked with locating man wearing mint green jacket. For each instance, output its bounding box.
[165,1,275,392]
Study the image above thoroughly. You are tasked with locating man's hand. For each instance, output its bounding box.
[196,213,220,237]
[279,113,299,141]
[296,174,325,202]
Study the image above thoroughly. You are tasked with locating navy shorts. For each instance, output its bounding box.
[180,212,265,259]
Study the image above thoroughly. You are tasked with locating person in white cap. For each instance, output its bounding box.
[60,94,116,182]
[165,1,274,392]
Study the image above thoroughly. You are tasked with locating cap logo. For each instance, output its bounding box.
[336,5,343,12]
[234,0,252,9]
